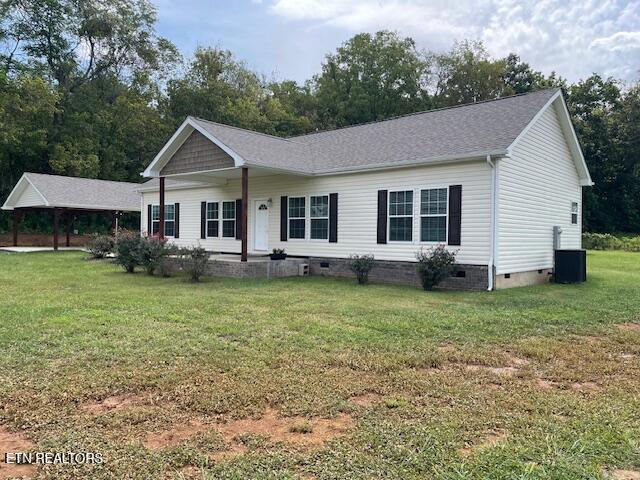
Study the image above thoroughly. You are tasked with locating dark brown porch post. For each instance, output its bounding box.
[53,208,60,251]
[159,177,165,239]
[241,167,248,262]
[65,211,72,247]
[12,210,20,247]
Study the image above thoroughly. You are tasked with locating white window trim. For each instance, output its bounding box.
[288,195,306,241]
[151,204,175,238]
[309,194,330,242]
[419,186,449,244]
[571,201,579,225]
[221,200,237,239]
[388,189,414,243]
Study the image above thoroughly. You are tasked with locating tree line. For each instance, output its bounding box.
[1,0,638,233]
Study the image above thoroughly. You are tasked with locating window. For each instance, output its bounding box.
[222,201,236,237]
[289,196,306,239]
[571,202,578,225]
[420,188,448,242]
[164,204,175,237]
[207,202,219,237]
[389,190,413,241]
[310,195,329,240]
[151,205,160,235]
[151,204,175,236]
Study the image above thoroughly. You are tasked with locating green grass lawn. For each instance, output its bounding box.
[0,251,639,479]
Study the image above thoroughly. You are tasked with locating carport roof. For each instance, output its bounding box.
[1,172,142,212]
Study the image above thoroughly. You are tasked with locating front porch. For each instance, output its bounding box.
[197,254,309,279]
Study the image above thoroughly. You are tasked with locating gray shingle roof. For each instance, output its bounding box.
[190,88,559,174]
[21,173,141,211]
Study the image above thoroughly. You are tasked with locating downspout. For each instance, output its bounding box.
[487,155,497,291]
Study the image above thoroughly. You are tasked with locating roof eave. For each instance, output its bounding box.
[312,151,510,176]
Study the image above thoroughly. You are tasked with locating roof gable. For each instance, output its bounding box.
[160,130,235,175]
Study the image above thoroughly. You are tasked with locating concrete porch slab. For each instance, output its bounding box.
[0,246,86,253]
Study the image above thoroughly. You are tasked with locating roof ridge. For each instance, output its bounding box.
[289,88,560,140]
[190,117,305,144]
[24,172,142,186]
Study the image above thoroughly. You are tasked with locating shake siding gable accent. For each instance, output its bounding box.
[448,185,462,246]
[235,199,242,240]
[280,196,288,241]
[329,193,338,243]
[497,103,582,274]
[160,130,235,176]
[140,161,491,265]
[174,203,180,238]
[377,190,388,244]
[200,202,206,239]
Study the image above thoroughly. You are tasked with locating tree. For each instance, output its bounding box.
[565,75,622,232]
[427,40,510,106]
[163,48,315,136]
[314,31,430,128]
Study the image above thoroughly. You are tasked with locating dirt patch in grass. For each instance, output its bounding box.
[216,407,354,448]
[349,393,381,407]
[459,429,509,457]
[465,365,520,376]
[609,469,640,480]
[0,426,36,479]
[617,323,640,332]
[534,378,601,393]
[145,407,355,458]
[80,393,150,415]
[570,381,601,393]
[144,420,209,450]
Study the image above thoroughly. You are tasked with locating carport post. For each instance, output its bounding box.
[12,210,20,247]
[65,211,72,247]
[52,208,60,251]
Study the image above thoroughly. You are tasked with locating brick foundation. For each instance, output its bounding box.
[308,257,488,291]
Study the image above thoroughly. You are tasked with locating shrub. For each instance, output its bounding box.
[114,230,142,273]
[180,245,209,282]
[582,233,623,250]
[139,235,176,275]
[86,234,114,259]
[349,254,375,285]
[415,245,457,290]
[156,257,177,278]
[582,232,640,252]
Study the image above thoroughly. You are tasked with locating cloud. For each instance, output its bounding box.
[590,31,640,52]
[267,0,640,82]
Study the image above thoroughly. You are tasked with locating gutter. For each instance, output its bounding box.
[487,155,498,291]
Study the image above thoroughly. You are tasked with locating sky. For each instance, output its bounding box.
[153,0,640,84]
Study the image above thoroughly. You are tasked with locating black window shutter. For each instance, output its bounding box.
[200,202,206,239]
[280,196,288,241]
[147,204,152,235]
[235,198,242,240]
[377,190,388,244]
[448,185,462,246]
[329,193,338,243]
[174,203,180,238]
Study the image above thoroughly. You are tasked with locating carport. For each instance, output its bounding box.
[1,172,141,250]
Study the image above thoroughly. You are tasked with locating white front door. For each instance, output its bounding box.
[253,200,269,251]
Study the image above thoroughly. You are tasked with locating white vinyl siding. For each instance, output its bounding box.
[497,102,582,274]
[141,160,492,264]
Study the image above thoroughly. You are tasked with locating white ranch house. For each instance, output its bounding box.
[138,88,591,290]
